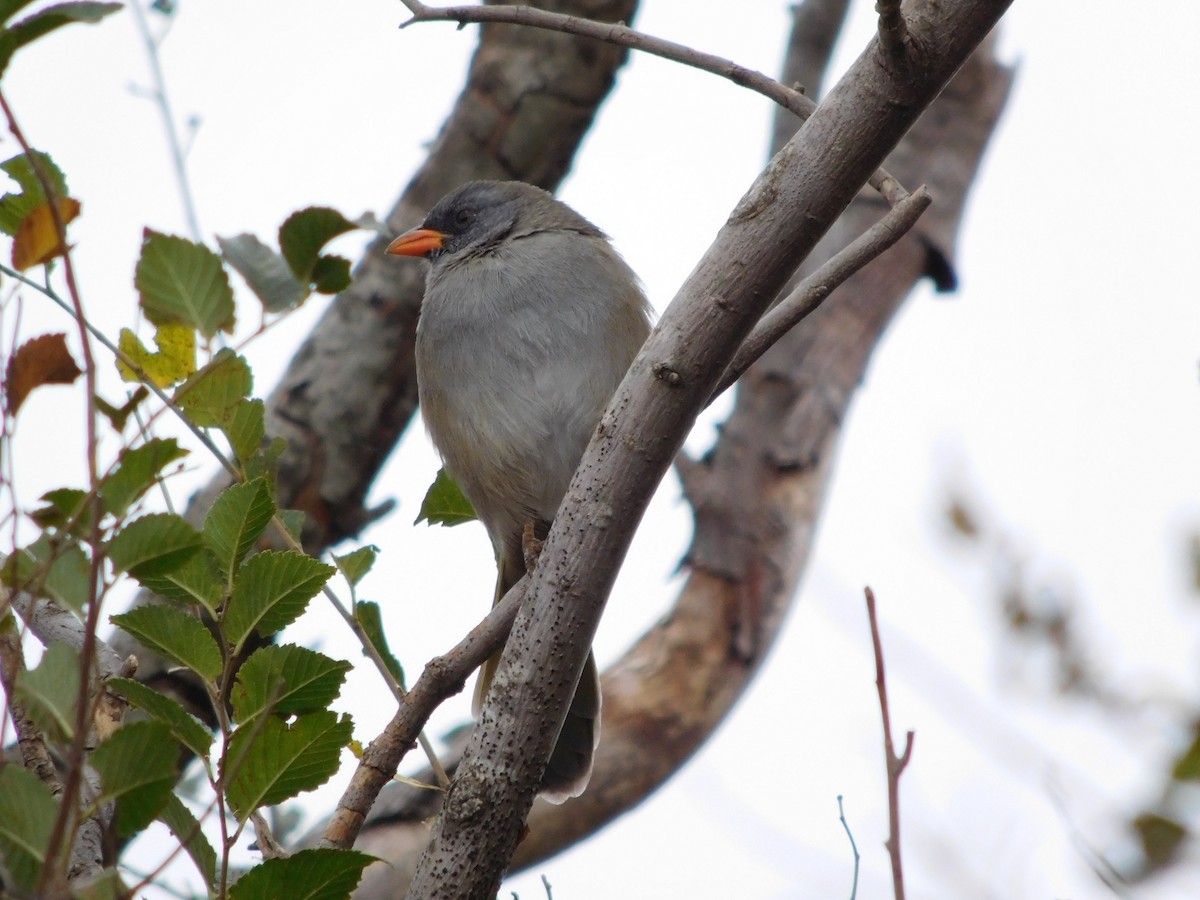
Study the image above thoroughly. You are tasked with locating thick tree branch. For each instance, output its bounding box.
[347,13,1013,896]
[403,2,1014,896]
[320,578,527,850]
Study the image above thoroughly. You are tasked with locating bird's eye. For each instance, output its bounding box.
[454,208,475,229]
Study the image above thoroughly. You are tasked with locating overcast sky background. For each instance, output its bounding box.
[6,1,1200,897]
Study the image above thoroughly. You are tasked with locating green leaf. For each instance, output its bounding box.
[6,2,123,57]
[278,206,357,283]
[100,437,188,518]
[135,548,224,615]
[158,794,217,891]
[217,232,307,312]
[334,544,377,588]
[92,720,178,837]
[224,397,265,462]
[309,254,352,295]
[222,550,334,653]
[0,765,58,891]
[3,534,93,612]
[230,644,351,723]
[354,601,403,687]
[95,386,149,431]
[172,347,251,427]
[135,229,235,338]
[116,322,196,387]
[203,477,274,579]
[68,868,128,900]
[107,676,213,758]
[15,641,80,742]
[228,848,375,900]
[0,1,39,28]
[223,711,352,820]
[30,486,90,534]
[276,508,306,543]
[415,467,476,527]
[0,151,66,236]
[110,604,222,681]
[107,512,202,578]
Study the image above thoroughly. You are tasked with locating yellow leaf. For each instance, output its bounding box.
[12,198,81,270]
[116,323,196,387]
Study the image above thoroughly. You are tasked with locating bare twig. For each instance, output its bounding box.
[129,0,203,242]
[710,185,931,403]
[320,577,527,850]
[875,0,911,76]
[837,795,860,900]
[864,586,913,900]
[398,1,908,205]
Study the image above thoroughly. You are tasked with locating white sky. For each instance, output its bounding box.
[7,1,1200,897]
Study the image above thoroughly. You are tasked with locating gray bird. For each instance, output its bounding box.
[387,180,652,801]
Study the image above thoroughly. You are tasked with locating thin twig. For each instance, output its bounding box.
[129,0,203,242]
[837,795,860,900]
[398,2,908,205]
[865,586,913,900]
[709,186,931,403]
[320,576,527,849]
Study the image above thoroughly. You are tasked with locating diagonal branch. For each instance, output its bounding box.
[403,2,1014,896]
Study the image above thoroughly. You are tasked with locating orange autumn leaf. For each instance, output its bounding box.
[12,198,81,270]
[4,332,83,416]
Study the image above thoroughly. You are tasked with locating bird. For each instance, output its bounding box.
[386,180,652,801]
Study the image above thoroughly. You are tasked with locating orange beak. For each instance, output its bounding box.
[386,227,446,257]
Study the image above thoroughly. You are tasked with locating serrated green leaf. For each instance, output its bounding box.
[7,2,123,57]
[354,601,404,687]
[135,229,235,338]
[241,435,285,485]
[203,477,274,579]
[110,604,222,681]
[172,347,251,427]
[0,765,58,890]
[100,437,188,518]
[224,398,265,462]
[30,486,90,534]
[217,232,307,312]
[278,206,357,283]
[14,641,80,742]
[158,794,217,890]
[223,711,352,820]
[135,548,224,615]
[107,676,212,758]
[334,545,377,588]
[415,467,476,527]
[310,254,352,294]
[228,847,375,900]
[3,534,93,612]
[222,551,334,653]
[107,512,202,578]
[230,644,351,723]
[92,720,178,837]
[116,322,196,388]
[0,151,66,236]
